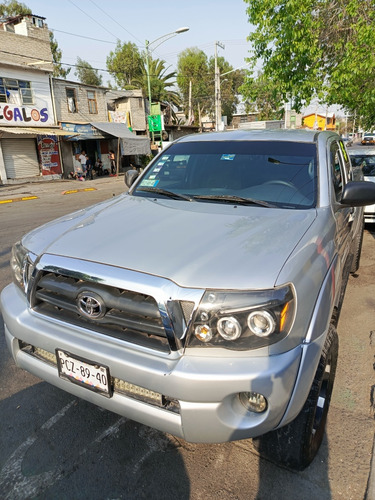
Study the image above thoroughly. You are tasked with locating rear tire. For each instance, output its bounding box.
[253,325,338,470]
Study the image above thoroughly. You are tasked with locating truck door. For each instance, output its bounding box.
[329,140,352,282]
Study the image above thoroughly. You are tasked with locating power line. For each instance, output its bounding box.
[67,0,119,41]
[51,28,118,45]
[88,0,144,46]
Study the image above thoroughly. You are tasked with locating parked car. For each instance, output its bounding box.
[2,130,375,471]
[361,134,375,145]
[342,136,353,147]
[348,146,375,223]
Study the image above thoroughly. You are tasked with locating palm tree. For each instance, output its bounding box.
[132,57,180,108]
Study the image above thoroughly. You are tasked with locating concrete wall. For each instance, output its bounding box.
[53,79,109,123]
[114,92,147,132]
[0,17,53,71]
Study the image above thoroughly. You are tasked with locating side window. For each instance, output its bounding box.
[330,142,344,201]
[66,88,77,113]
[339,140,351,180]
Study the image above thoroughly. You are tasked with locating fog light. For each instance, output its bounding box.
[195,324,213,342]
[217,316,242,340]
[239,391,267,413]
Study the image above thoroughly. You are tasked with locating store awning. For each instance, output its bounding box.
[0,126,78,136]
[90,122,151,155]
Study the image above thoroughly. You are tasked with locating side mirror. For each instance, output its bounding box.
[341,181,375,206]
[125,169,139,188]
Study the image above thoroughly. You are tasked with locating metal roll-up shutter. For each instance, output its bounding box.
[2,138,40,179]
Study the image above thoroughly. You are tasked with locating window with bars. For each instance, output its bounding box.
[0,78,33,105]
[87,90,97,114]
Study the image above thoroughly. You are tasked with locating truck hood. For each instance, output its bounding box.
[23,194,316,289]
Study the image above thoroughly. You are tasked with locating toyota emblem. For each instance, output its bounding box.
[77,291,106,319]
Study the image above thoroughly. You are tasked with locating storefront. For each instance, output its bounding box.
[60,122,150,177]
[0,126,75,184]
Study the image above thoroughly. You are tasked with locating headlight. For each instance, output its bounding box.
[10,241,31,293]
[187,285,295,350]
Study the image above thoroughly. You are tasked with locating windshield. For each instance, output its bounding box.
[132,140,317,208]
[350,155,375,176]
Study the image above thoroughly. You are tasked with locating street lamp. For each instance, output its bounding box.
[145,27,189,145]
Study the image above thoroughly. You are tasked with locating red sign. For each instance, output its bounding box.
[37,135,62,176]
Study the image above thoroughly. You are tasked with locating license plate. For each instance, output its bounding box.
[56,349,111,397]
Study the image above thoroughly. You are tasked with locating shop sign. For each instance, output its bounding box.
[0,104,51,125]
[61,122,107,140]
[37,135,62,175]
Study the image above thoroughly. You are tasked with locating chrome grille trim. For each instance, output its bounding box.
[27,254,204,352]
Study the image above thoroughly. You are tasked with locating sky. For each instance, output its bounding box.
[24,0,253,86]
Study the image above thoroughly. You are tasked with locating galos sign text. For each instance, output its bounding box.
[0,104,49,124]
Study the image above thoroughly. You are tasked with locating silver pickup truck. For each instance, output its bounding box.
[2,129,375,470]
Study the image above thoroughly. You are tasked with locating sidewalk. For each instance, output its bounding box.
[0,175,126,203]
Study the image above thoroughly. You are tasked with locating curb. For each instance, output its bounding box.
[0,195,39,204]
[61,188,97,195]
[0,187,98,204]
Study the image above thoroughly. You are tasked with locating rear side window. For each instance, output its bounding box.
[330,142,345,201]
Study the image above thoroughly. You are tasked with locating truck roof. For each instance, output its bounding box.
[176,129,339,144]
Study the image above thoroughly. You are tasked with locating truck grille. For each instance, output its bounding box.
[28,256,200,353]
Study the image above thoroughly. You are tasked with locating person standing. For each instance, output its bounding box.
[109,150,116,175]
[79,150,87,175]
[86,155,94,180]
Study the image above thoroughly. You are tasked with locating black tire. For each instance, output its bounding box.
[253,325,338,470]
[350,217,364,273]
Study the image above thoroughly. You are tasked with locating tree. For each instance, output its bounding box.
[106,41,143,89]
[0,0,30,16]
[242,0,375,128]
[49,31,70,79]
[177,48,210,123]
[75,57,103,86]
[131,57,180,107]
[177,48,244,125]
[241,72,284,121]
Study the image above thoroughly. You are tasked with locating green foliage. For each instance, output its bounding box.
[49,31,70,79]
[241,72,284,121]
[106,41,143,88]
[208,56,245,123]
[132,57,180,107]
[106,40,179,107]
[0,0,31,16]
[177,48,244,124]
[75,57,103,86]
[242,0,375,128]
[177,47,209,114]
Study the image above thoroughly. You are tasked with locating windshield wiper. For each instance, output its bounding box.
[137,187,193,201]
[192,194,277,208]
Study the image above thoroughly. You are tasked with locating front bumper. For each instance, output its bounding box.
[1,283,319,443]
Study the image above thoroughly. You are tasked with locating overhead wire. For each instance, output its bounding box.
[67,0,120,41]
[87,0,144,46]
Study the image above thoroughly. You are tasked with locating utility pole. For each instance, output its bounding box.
[215,41,225,131]
[188,80,193,125]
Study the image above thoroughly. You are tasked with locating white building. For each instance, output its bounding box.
[0,13,67,183]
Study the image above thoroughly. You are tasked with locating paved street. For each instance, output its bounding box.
[0,177,374,499]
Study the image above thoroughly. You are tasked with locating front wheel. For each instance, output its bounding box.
[252,325,338,470]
